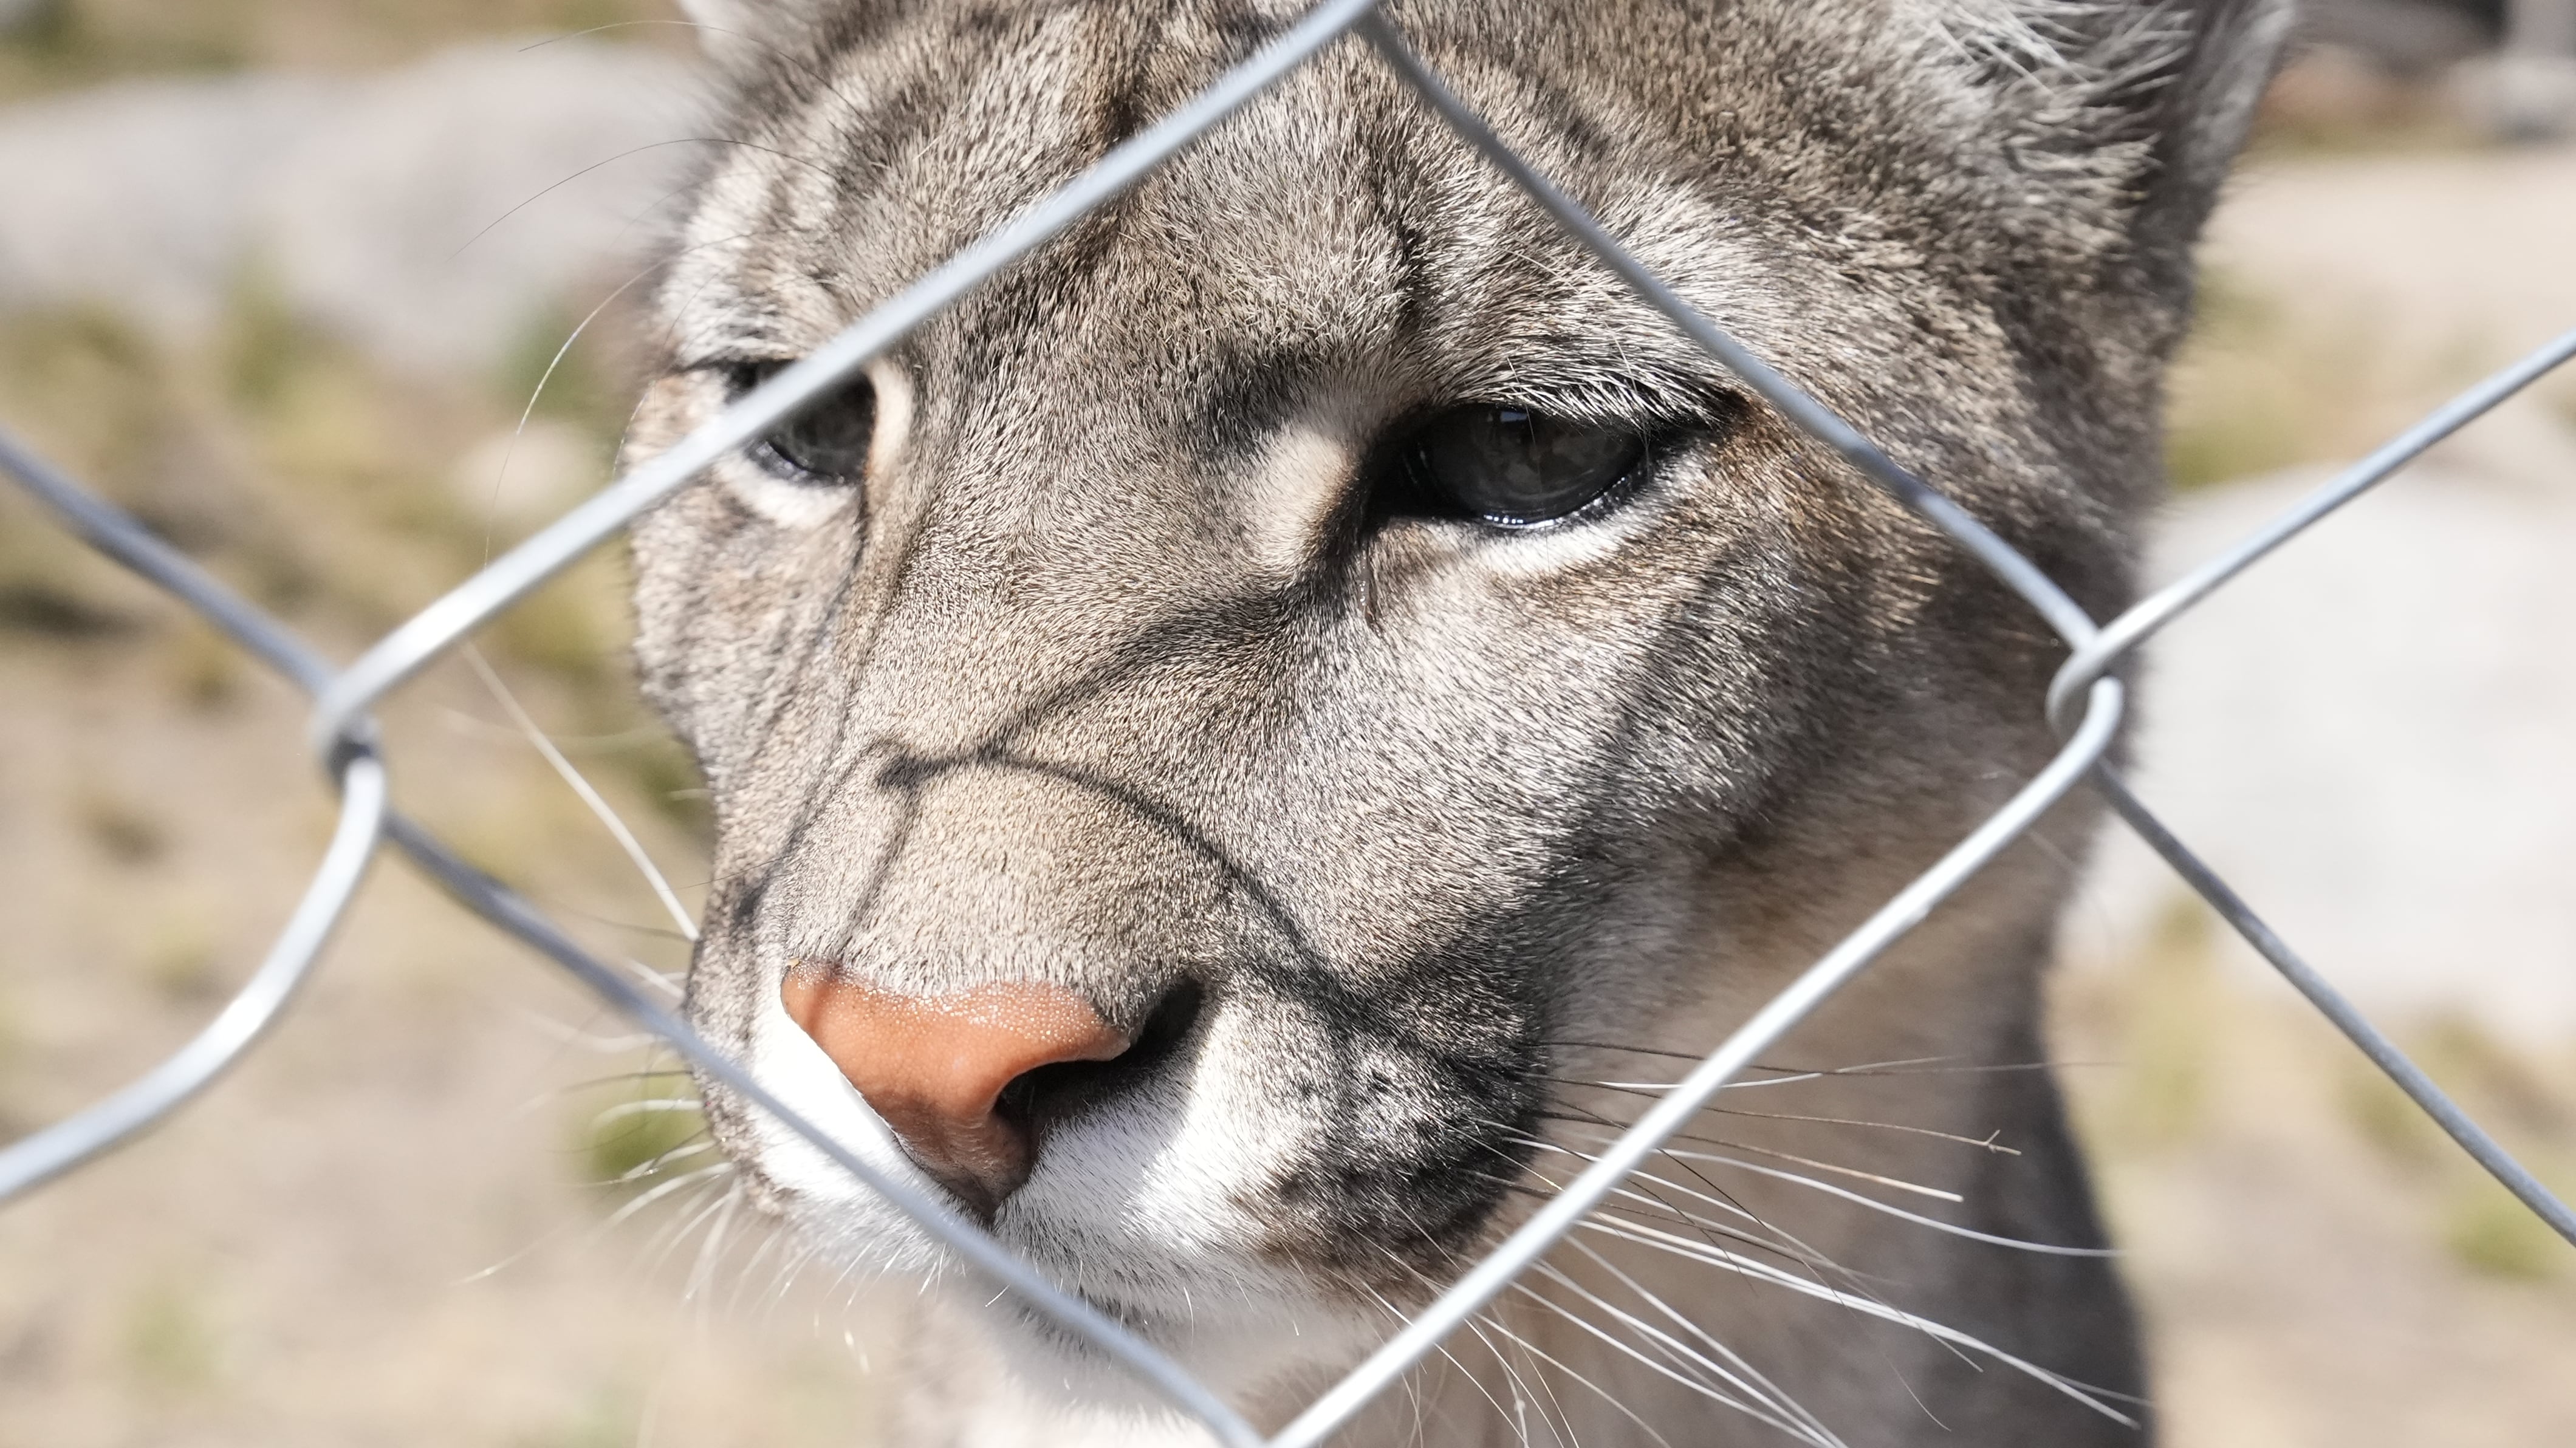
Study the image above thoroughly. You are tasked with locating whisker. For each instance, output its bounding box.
[1561,1238,1843,1447]
[1533,1099,1846,1262]
[466,649,700,943]
[1542,1043,2092,1088]
[680,1178,745,1306]
[511,1067,694,1118]
[636,1173,735,1271]
[761,1241,817,1328]
[1459,1308,1556,1448]
[593,1097,707,1127]
[1541,1039,1814,1069]
[1546,1079,2021,1155]
[1580,1142,2110,1260]
[449,137,835,264]
[1514,1121,1912,1340]
[1518,1270,1838,1448]
[1471,1294,1684,1448]
[724,1211,790,1317]
[1543,1116,1964,1203]
[1575,1216,2139,1426]
[1365,1281,1525,1444]
[1498,1156,1844,1279]
[434,710,676,752]
[1659,1147,2112,1258]
[453,1218,577,1285]
[510,1007,668,1054]
[619,1136,717,1184]
[1522,1130,1987,1378]
[1530,1102,1896,1320]
[601,1162,733,1234]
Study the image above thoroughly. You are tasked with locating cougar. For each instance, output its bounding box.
[620,1,2287,1442]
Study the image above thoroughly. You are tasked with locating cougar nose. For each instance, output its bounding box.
[780,974,1134,1215]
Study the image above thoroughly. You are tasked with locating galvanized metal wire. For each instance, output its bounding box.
[4,2,2572,1440]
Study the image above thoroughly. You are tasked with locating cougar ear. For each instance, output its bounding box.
[2122,0,2297,259]
[1961,0,2294,267]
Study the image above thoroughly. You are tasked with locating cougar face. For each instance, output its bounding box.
[626,0,2283,1433]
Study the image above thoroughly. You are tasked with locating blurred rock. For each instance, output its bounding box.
[2301,0,2499,77]
[2262,43,2434,136]
[2453,50,2576,137]
[0,0,56,36]
[0,38,706,373]
[0,73,338,336]
[2201,141,2576,364]
[2070,411,2576,1039]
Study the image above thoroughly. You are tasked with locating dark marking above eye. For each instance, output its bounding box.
[722,360,879,487]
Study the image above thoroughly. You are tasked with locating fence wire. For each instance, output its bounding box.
[4,3,2574,1443]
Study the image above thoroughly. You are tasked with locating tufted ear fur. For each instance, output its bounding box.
[2124,0,2296,260]
[1942,0,2293,272]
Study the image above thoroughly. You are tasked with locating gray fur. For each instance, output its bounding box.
[622,2,2289,1441]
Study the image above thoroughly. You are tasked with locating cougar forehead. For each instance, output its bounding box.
[622,0,2263,1418]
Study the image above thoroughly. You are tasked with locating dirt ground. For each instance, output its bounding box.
[2,10,2574,1446]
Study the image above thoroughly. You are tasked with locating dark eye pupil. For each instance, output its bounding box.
[1403,405,1643,527]
[731,362,875,485]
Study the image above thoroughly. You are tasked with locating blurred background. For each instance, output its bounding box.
[0,2,2571,1444]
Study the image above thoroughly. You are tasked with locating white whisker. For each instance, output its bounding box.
[1532,1260,1844,1448]
[1456,1305,1559,1447]
[636,1175,735,1273]
[1577,1216,2138,1426]
[594,1097,705,1125]
[1509,1279,1824,1447]
[1553,1081,2022,1155]
[680,1178,745,1306]
[1541,1124,2109,1258]
[465,647,701,943]
[723,1212,788,1316]
[1562,1238,1840,1447]
[601,1161,732,1233]
[619,1138,717,1183]
[510,1007,666,1053]
[453,1219,576,1285]
[1467,1299,1683,1448]
[1368,1284,1522,1445]
[1513,1136,1882,1289]
[1550,1120,1963,1203]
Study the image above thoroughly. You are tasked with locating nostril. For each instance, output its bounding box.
[778,974,1136,1217]
[995,978,1205,1142]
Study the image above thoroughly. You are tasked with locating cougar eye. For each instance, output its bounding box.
[726,361,877,485]
[1399,405,1647,527]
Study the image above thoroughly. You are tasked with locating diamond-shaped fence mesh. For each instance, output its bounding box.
[3,4,2572,1444]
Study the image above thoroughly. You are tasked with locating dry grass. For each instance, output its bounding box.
[0,263,642,677]
[2055,906,2576,1446]
[0,0,682,103]
[2160,264,2507,491]
[0,292,882,1443]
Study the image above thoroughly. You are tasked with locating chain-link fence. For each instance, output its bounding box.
[4,3,2573,1443]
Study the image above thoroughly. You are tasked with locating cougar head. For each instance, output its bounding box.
[625,0,2284,1416]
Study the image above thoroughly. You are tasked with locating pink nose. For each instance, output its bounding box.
[781,972,1133,1214]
